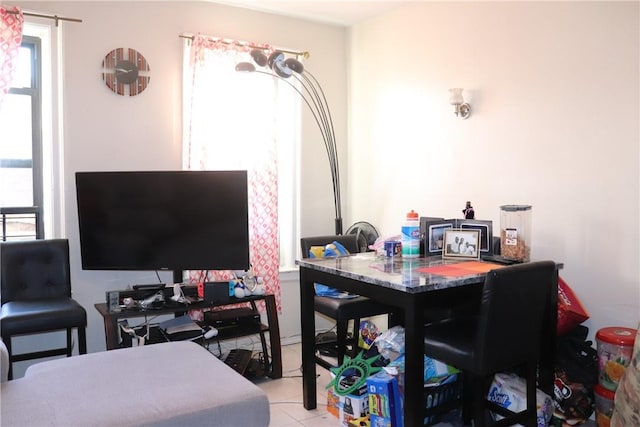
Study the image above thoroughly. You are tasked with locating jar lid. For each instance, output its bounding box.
[500,204,532,211]
[594,384,616,400]
[596,327,637,345]
[406,210,419,220]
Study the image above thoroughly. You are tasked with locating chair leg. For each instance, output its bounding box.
[3,335,13,380]
[66,329,73,356]
[351,317,361,355]
[78,327,87,355]
[461,373,473,425]
[525,363,538,427]
[335,320,349,366]
[472,374,488,427]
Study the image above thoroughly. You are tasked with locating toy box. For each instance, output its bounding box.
[367,371,403,427]
[327,388,340,418]
[340,386,369,427]
[349,415,370,427]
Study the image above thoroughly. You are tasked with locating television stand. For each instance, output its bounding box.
[94,293,282,379]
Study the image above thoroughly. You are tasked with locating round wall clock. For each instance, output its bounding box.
[101,48,150,96]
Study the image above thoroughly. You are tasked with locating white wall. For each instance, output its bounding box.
[6,1,638,377]
[348,1,640,341]
[7,0,345,376]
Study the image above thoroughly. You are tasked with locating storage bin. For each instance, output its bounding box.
[596,326,637,391]
[594,384,615,427]
[424,377,463,426]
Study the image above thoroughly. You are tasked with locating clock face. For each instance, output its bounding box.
[102,48,150,96]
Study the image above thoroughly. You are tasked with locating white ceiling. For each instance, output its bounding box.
[213,1,408,26]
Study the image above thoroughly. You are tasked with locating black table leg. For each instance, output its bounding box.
[300,267,317,409]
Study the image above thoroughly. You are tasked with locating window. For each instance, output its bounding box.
[0,36,43,240]
[182,39,300,272]
[0,19,60,241]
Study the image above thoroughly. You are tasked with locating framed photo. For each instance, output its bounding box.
[458,219,493,255]
[421,219,454,256]
[443,229,481,259]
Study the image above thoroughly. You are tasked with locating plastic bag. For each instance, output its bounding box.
[488,372,554,427]
[557,277,589,336]
[374,325,405,360]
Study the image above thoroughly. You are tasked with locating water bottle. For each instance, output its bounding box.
[401,210,420,258]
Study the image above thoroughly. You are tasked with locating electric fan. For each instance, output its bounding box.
[345,222,379,253]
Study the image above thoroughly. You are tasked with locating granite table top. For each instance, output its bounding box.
[296,252,508,294]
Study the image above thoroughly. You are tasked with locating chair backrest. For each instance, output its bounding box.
[0,239,72,304]
[474,260,556,374]
[300,235,360,259]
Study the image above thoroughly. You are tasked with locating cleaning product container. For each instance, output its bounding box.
[596,326,637,391]
[401,210,420,258]
[593,384,615,427]
[499,205,532,262]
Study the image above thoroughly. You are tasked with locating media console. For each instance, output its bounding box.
[94,293,282,379]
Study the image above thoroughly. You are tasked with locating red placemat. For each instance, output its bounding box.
[417,261,504,278]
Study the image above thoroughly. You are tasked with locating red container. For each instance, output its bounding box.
[594,384,615,427]
[596,327,637,391]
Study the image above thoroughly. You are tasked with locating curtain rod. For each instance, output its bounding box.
[179,34,309,59]
[6,9,82,27]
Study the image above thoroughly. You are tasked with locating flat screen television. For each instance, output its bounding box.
[75,170,250,272]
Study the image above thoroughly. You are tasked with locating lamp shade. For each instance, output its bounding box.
[250,49,268,67]
[284,58,304,74]
[235,62,256,72]
[268,51,285,69]
[449,88,464,105]
[273,59,293,78]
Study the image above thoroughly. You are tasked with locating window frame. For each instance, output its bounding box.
[0,35,44,240]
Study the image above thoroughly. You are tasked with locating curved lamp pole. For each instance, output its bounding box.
[236,50,343,235]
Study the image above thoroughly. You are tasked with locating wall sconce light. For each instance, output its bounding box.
[449,88,471,119]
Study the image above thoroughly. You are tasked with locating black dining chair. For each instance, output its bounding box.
[300,235,392,370]
[423,261,556,427]
[0,238,87,379]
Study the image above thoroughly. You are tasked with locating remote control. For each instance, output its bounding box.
[133,284,165,290]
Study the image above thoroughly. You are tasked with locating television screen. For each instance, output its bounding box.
[75,170,250,272]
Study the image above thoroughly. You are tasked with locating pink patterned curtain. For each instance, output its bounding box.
[0,7,23,111]
[183,35,281,314]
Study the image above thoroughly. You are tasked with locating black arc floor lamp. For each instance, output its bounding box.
[236,50,343,235]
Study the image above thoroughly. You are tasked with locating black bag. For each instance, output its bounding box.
[551,325,598,426]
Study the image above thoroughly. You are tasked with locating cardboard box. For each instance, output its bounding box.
[349,415,370,427]
[327,388,340,418]
[340,391,369,426]
[367,371,403,427]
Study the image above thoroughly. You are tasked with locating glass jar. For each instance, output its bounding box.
[499,205,532,262]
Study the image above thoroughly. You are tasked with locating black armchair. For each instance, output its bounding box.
[300,235,392,370]
[0,238,87,379]
[423,261,556,426]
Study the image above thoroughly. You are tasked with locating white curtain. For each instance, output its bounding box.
[183,35,287,313]
[0,7,23,111]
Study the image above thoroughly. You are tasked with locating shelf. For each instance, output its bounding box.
[95,293,282,379]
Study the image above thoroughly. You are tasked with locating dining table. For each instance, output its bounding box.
[297,252,558,426]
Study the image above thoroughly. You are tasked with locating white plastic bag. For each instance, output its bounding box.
[487,372,553,427]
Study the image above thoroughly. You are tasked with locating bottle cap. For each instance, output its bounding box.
[406,210,419,220]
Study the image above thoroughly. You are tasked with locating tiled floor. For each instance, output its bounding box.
[254,342,338,427]
[253,342,466,427]
[252,342,598,427]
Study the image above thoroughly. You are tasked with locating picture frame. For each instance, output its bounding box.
[443,229,481,259]
[457,219,493,255]
[421,218,455,256]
